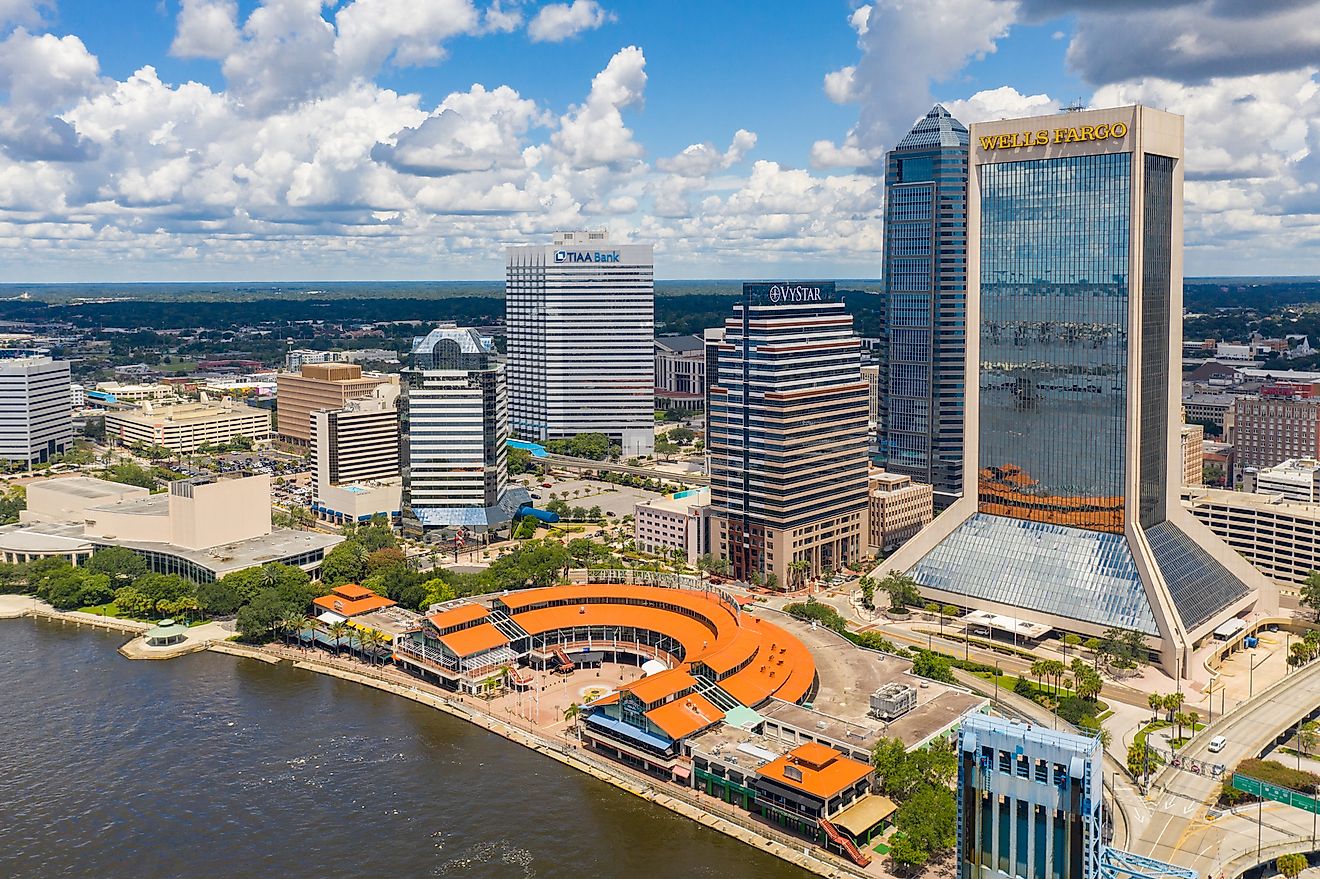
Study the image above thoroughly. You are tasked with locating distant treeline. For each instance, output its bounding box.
[1184,280,1320,313]
[0,285,885,336]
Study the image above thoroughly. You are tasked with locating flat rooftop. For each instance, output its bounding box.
[0,520,92,553]
[108,402,269,425]
[766,609,989,749]
[351,606,424,637]
[92,528,343,576]
[30,477,149,501]
[87,494,170,517]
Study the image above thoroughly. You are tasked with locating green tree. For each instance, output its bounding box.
[320,540,367,586]
[1298,721,1320,768]
[1302,571,1320,621]
[893,786,957,868]
[112,585,155,617]
[1062,632,1083,657]
[668,426,696,445]
[912,650,955,684]
[1162,692,1184,724]
[1148,692,1164,722]
[84,546,148,584]
[196,578,242,617]
[857,574,875,609]
[104,461,157,489]
[877,571,920,612]
[507,446,534,475]
[366,547,407,575]
[0,484,25,525]
[235,589,289,642]
[1277,853,1307,879]
[327,619,351,656]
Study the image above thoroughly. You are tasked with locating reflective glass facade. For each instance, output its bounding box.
[910,513,1157,633]
[978,153,1131,534]
[1139,155,1175,528]
[880,106,968,506]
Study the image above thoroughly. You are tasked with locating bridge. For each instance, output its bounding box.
[1127,658,1320,877]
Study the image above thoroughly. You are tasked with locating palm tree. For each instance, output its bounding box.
[1173,711,1191,742]
[328,620,350,657]
[356,629,377,666]
[1031,660,1047,693]
[1163,692,1184,724]
[563,702,581,722]
[1148,692,1164,723]
[788,559,810,590]
[290,614,311,651]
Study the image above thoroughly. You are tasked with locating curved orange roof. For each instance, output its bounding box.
[501,584,815,709]
[645,693,724,739]
[440,623,509,658]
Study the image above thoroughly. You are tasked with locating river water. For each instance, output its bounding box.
[0,618,809,879]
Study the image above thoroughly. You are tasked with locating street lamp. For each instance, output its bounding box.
[1249,650,1266,699]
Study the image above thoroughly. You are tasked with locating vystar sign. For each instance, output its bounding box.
[554,250,621,263]
[979,121,1129,151]
[768,284,824,304]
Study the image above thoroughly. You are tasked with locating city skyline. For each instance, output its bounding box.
[1,0,1318,281]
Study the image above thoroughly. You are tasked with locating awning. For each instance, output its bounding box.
[831,794,898,837]
[572,650,605,664]
[672,765,691,781]
[317,610,346,624]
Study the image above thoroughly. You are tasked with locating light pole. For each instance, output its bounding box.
[1249,650,1266,699]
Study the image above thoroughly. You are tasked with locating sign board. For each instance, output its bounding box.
[1231,773,1320,814]
[742,281,837,307]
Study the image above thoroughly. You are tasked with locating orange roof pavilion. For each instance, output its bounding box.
[314,583,395,617]
[757,743,874,800]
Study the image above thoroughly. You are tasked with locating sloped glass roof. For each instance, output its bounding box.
[895,104,969,151]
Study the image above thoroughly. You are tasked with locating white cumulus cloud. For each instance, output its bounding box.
[528,0,613,43]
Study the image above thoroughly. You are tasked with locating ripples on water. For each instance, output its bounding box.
[0,619,809,879]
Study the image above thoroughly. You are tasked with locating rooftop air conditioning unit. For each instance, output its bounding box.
[869,682,917,721]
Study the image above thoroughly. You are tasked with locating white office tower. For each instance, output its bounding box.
[506,230,655,457]
[401,325,528,535]
[0,356,73,467]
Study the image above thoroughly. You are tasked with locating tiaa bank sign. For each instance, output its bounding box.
[554,250,621,263]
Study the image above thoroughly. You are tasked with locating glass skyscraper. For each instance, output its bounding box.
[880,105,968,509]
[878,107,1274,675]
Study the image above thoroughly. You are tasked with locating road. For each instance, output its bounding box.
[795,589,1156,710]
[1130,659,1320,875]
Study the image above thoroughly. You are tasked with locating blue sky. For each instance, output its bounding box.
[0,0,1317,281]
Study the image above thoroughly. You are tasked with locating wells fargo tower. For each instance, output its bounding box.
[877,106,1274,675]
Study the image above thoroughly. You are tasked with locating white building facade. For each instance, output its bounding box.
[506,230,655,457]
[0,356,73,466]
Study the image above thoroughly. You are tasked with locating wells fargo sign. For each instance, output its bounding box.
[979,121,1128,151]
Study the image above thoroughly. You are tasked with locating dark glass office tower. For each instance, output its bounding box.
[880,105,968,510]
[878,107,1274,676]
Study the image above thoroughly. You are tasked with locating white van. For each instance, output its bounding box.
[1208,735,1227,753]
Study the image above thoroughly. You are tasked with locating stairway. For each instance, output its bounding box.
[551,645,574,672]
[818,817,871,867]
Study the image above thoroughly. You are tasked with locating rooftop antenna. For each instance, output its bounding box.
[1061,99,1087,113]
